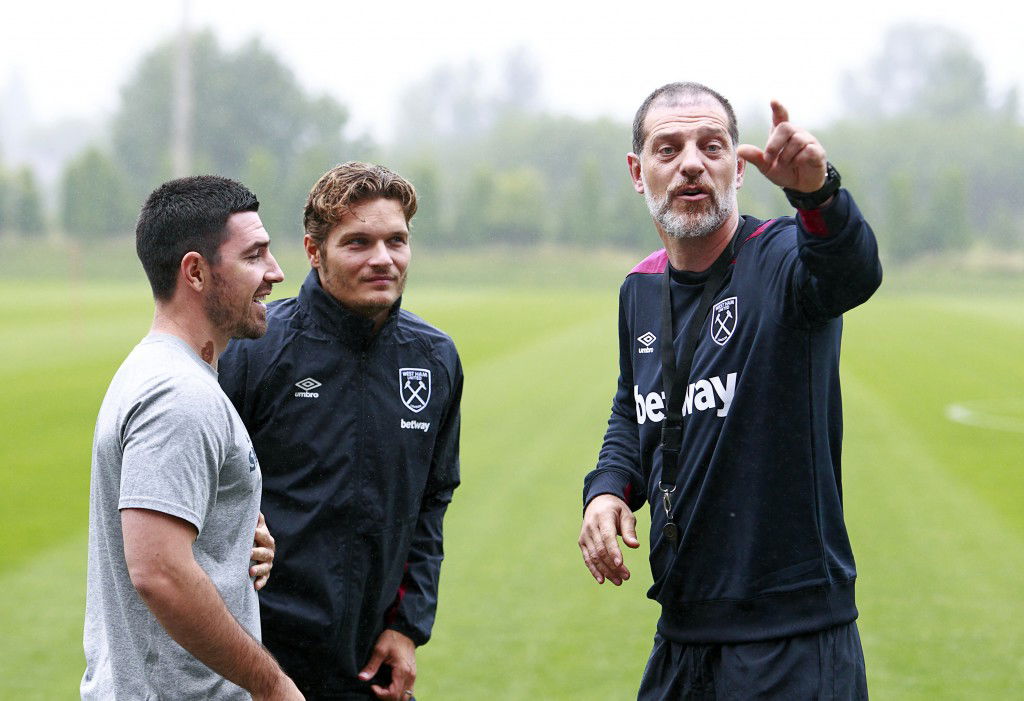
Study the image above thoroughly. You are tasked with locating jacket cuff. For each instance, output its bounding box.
[797,188,852,238]
[583,470,637,512]
[386,619,428,647]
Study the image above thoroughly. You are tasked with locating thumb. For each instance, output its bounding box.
[619,508,640,549]
[736,144,767,173]
[358,647,386,681]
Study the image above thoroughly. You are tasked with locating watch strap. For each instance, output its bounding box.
[784,161,841,210]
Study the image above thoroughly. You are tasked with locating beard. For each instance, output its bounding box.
[643,175,737,240]
[319,249,406,318]
[204,271,267,340]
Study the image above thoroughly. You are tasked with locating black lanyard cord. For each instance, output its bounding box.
[658,238,735,544]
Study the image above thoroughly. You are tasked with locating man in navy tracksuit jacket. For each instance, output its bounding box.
[579,83,881,699]
[219,163,461,701]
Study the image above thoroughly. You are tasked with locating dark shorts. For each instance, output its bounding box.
[637,622,867,700]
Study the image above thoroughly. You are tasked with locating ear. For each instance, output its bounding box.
[735,155,746,190]
[180,251,207,293]
[303,234,321,269]
[626,152,645,194]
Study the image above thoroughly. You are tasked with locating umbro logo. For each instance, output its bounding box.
[294,377,321,398]
[637,331,656,354]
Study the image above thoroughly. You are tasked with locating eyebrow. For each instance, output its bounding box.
[242,238,270,253]
[651,124,729,141]
[340,229,409,239]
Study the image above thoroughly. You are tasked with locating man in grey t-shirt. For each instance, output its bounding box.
[82,176,303,700]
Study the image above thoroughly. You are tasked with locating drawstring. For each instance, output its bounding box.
[694,644,720,699]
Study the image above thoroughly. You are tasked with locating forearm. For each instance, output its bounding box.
[388,500,448,644]
[794,189,883,317]
[587,384,647,511]
[131,558,288,696]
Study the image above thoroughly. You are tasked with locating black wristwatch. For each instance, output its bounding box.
[783,162,841,210]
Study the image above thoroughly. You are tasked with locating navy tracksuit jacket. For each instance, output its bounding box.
[219,270,462,691]
[584,189,882,644]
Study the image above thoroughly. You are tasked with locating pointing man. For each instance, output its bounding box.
[579,83,881,698]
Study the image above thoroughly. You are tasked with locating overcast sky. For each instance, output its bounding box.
[2,0,1021,141]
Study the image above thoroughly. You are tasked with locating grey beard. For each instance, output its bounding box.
[645,184,736,240]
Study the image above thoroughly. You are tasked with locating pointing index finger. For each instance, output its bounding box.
[771,100,789,128]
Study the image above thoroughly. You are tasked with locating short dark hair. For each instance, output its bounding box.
[632,82,739,155]
[304,162,418,249]
[136,176,259,301]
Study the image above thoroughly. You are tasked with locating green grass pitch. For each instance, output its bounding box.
[0,249,1021,699]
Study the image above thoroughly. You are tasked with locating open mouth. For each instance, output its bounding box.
[675,184,708,199]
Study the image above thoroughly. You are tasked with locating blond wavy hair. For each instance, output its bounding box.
[303,162,418,247]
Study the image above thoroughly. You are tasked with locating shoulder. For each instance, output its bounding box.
[120,353,225,422]
[733,215,798,262]
[396,309,457,353]
[618,249,667,301]
[627,248,668,276]
[266,294,301,318]
[395,309,462,383]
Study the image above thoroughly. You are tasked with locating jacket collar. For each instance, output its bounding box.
[297,269,402,348]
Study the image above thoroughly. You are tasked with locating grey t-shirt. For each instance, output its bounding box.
[82,334,262,700]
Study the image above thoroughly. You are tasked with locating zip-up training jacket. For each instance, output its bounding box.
[219,270,462,690]
[584,189,882,644]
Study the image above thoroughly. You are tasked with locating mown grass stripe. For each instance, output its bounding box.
[842,368,1024,699]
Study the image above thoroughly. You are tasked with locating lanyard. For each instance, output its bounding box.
[658,239,734,546]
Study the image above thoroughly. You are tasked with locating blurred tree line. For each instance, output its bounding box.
[0,154,45,237]
[1,22,1021,264]
[824,23,1024,262]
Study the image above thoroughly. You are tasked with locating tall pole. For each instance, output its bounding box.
[171,0,192,177]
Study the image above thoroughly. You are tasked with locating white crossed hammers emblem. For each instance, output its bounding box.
[714,309,732,337]
[711,297,737,346]
[399,368,431,412]
[404,378,426,404]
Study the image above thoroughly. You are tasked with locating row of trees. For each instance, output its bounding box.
[2,23,1022,263]
[0,158,45,237]
[378,23,1024,261]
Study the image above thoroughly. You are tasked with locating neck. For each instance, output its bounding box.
[151,303,226,369]
[660,210,740,272]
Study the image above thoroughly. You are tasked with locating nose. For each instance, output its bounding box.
[679,142,705,178]
[367,240,392,267]
[265,250,285,284]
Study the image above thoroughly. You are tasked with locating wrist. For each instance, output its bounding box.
[250,665,293,699]
[784,162,841,210]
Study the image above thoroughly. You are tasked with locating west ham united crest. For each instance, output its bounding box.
[399,368,432,413]
[710,297,738,346]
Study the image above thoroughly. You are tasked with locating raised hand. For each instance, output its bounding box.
[736,101,827,193]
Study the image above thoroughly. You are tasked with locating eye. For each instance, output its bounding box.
[657,144,676,156]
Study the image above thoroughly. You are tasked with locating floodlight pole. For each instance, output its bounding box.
[171,0,193,177]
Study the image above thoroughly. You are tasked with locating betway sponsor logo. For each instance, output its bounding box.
[634,372,737,424]
[401,419,431,432]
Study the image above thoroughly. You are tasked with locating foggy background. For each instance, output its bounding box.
[2,1,1022,267]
